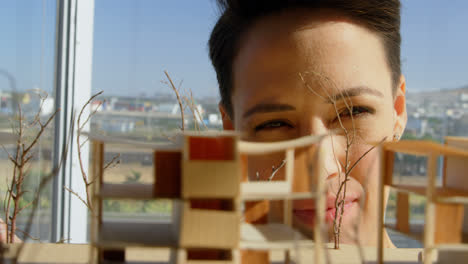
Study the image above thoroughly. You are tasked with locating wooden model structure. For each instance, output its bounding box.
[87,131,326,264]
[86,130,468,264]
[377,136,468,264]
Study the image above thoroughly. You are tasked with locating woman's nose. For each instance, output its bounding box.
[298,116,344,179]
[291,134,343,193]
[320,134,344,181]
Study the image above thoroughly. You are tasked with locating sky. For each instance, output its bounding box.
[1,0,468,98]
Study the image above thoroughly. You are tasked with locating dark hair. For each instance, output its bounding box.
[209,0,401,117]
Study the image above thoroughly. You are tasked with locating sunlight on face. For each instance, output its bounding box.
[229,10,402,246]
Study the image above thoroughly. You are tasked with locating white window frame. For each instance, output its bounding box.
[51,0,94,243]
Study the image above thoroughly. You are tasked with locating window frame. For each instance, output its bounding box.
[51,0,94,243]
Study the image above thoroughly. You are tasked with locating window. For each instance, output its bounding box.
[0,0,57,242]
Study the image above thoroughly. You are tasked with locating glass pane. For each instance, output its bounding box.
[0,1,57,242]
[402,0,468,140]
[90,1,220,231]
[91,0,222,140]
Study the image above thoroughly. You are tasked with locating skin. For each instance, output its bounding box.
[219,9,407,247]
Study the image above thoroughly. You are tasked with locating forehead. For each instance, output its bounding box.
[232,9,393,117]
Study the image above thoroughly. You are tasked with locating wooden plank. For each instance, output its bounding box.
[170,248,186,264]
[98,220,178,248]
[240,182,292,200]
[242,154,269,264]
[241,190,315,201]
[180,206,240,249]
[237,134,325,155]
[444,137,468,192]
[377,146,387,264]
[90,141,104,264]
[241,250,269,264]
[82,132,181,150]
[240,154,248,182]
[445,137,468,235]
[154,150,182,198]
[283,149,294,227]
[435,243,468,264]
[171,200,184,250]
[91,141,104,198]
[189,198,237,211]
[284,148,295,190]
[187,249,234,262]
[314,144,327,264]
[445,136,468,143]
[5,244,89,263]
[437,250,468,264]
[435,243,468,250]
[100,248,125,262]
[423,154,437,264]
[283,199,293,227]
[99,183,154,199]
[434,203,464,243]
[4,243,427,264]
[244,201,269,224]
[240,223,314,250]
[384,151,395,186]
[378,140,468,157]
[389,185,468,201]
[188,135,236,161]
[182,160,240,199]
[396,192,410,234]
[444,155,468,192]
[187,261,236,264]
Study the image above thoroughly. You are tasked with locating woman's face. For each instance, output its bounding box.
[220,10,407,245]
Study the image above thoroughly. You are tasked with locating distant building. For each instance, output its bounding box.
[208,114,222,126]
[158,103,179,115]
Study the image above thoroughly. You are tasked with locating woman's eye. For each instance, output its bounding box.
[336,106,373,121]
[255,120,293,132]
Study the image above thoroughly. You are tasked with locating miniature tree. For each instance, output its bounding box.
[67,91,120,215]
[299,71,385,249]
[1,91,59,243]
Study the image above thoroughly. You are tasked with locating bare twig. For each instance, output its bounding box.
[164,71,185,131]
[268,159,286,181]
[23,108,59,156]
[9,226,40,242]
[103,153,120,170]
[16,200,34,215]
[252,159,287,182]
[184,89,208,131]
[71,91,120,216]
[2,92,60,244]
[63,186,92,212]
[300,70,384,249]
[75,91,103,212]
[347,137,387,177]
[183,96,199,131]
[56,237,71,244]
[13,111,74,264]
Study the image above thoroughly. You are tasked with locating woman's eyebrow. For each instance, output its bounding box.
[325,86,384,104]
[242,103,296,118]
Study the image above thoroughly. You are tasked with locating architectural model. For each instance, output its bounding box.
[86,131,326,264]
[85,131,468,264]
[377,136,468,264]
